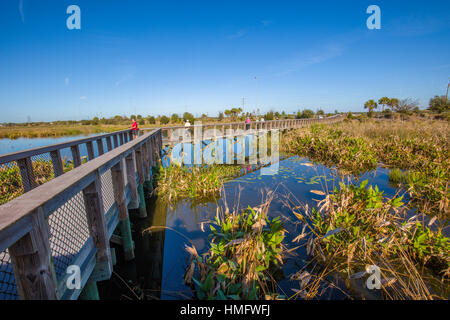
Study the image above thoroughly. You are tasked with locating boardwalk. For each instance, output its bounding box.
[0,115,344,300]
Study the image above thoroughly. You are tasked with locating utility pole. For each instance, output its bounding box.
[446,81,449,102]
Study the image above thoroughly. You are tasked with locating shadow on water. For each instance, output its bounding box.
[98,155,406,300]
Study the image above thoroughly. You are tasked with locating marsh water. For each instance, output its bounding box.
[98,155,403,300]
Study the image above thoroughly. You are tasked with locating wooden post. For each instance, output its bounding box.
[17,157,37,192]
[82,171,113,281]
[97,139,104,156]
[79,280,99,300]
[113,135,119,149]
[106,137,113,152]
[135,146,147,218]
[71,145,82,168]
[86,141,95,161]
[125,152,139,209]
[111,161,135,261]
[119,133,124,146]
[50,150,64,177]
[9,207,58,300]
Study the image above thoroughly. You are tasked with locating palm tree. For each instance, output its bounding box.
[364,99,378,113]
[378,97,390,112]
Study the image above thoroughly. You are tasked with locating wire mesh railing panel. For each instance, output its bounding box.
[0,250,18,300]
[0,161,23,205]
[100,169,114,214]
[30,152,55,186]
[47,191,90,280]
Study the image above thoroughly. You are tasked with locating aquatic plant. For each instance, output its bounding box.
[289,180,449,300]
[185,199,286,300]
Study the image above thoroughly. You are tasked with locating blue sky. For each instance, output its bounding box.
[0,0,449,122]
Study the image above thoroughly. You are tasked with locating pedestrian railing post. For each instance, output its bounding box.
[9,207,58,300]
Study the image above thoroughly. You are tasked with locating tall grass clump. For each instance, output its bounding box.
[155,165,241,204]
[289,180,449,300]
[184,194,286,300]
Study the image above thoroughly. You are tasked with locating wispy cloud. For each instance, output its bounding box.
[65,77,70,86]
[262,20,272,27]
[80,96,87,100]
[227,30,246,40]
[275,44,345,77]
[115,73,134,87]
[19,0,24,23]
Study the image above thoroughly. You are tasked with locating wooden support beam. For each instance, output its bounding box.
[119,133,124,146]
[125,152,139,209]
[86,141,95,161]
[50,150,64,177]
[9,207,58,300]
[71,145,82,168]
[113,135,119,149]
[106,136,113,152]
[96,139,104,156]
[135,147,147,218]
[79,280,99,300]
[111,162,135,261]
[17,157,37,192]
[82,172,112,281]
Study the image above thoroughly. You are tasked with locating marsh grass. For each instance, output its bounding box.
[155,164,242,204]
[184,191,286,300]
[286,179,449,300]
[283,119,449,219]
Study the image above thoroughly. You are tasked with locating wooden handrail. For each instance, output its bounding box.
[0,129,160,252]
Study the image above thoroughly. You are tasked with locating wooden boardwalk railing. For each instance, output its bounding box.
[0,115,344,300]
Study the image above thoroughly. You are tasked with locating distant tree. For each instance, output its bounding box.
[218,112,224,121]
[264,111,274,120]
[92,117,99,125]
[428,95,450,113]
[171,113,180,123]
[397,98,419,113]
[183,112,195,123]
[335,109,339,114]
[364,100,378,113]
[138,118,145,125]
[388,98,399,112]
[130,114,136,120]
[146,116,156,124]
[378,97,390,112]
[298,109,314,119]
[137,114,143,120]
[317,109,325,116]
[160,115,170,125]
[224,109,232,118]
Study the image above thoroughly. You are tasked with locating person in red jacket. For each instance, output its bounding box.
[131,118,139,139]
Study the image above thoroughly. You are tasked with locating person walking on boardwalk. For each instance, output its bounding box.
[245,116,251,130]
[131,118,139,139]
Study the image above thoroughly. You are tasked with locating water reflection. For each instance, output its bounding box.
[104,156,403,300]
